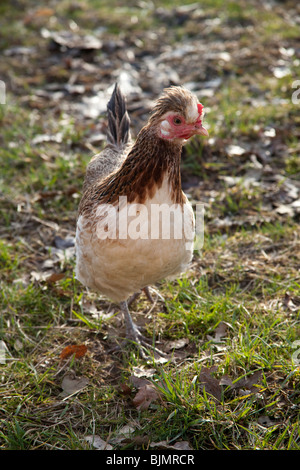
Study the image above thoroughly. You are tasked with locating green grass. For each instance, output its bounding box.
[0,0,299,451]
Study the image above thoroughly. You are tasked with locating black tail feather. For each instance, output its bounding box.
[107,84,130,147]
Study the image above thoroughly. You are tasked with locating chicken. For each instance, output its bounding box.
[75,84,208,357]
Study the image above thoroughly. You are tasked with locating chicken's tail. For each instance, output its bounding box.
[107,83,131,148]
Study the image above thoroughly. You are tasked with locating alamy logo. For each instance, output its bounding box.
[0,80,5,105]
[292,80,300,105]
[92,198,205,251]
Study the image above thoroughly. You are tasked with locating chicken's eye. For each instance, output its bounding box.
[173,116,182,125]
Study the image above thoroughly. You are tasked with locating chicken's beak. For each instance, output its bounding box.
[194,123,209,137]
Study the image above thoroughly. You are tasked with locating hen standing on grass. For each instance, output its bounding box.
[75,84,208,358]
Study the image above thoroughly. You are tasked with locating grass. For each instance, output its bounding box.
[0,0,299,451]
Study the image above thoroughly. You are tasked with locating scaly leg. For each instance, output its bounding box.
[143,286,154,303]
[119,300,167,359]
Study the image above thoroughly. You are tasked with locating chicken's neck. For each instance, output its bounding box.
[97,125,184,206]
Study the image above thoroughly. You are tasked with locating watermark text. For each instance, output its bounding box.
[92,198,204,251]
[292,80,300,105]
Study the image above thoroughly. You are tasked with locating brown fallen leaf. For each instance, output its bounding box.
[219,375,234,387]
[129,375,152,389]
[110,424,136,445]
[132,384,160,411]
[42,28,102,51]
[120,383,132,396]
[34,189,60,200]
[60,344,88,360]
[84,435,113,450]
[257,415,277,428]
[126,435,150,446]
[198,366,222,402]
[219,370,263,394]
[150,440,193,450]
[214,321,230,341]
[45,272,65,283]
[164,337,189,352]
[60,373,89,397]
[207,321,230,343]
[234,370,263,393]
[283,292,299,312]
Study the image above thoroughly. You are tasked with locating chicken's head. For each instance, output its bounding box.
[149,86,208,143]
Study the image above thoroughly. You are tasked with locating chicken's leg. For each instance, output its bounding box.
[120,300,167,359]
[143,286,154,303]
[127,286,154,307]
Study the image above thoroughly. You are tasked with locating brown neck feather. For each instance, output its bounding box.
[79,125,184,217]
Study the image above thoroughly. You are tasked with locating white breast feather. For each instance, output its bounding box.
[75,178,195,302]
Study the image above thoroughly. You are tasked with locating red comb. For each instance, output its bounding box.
[196,102,204,123]
[197,103,204,115]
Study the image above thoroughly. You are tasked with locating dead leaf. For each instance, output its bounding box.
[132,384,160,411]
[116,425,136,438]
[283,292,299,312]
[120,383,132,396]
[129,375,152,389]
[41,28,102,51]
[60,373,89,397]
[275,203,294,217]
[226,144,246,157]
[32,133,63,145]
[45,272,65,283]
[111,425,136,445]
[207,321,229,343]
[4,46,36,56]
[172,441,193,450]
[84,435,113,450]
[127,435,150,446]
[14,339,23,352]
[291,199,300,214]
[220,370,263,395]
[34,189,60,200]
[53,236,75,249]
[257,415,277,428]
[232,370,262,392]
[129,374,163,410]
[132,366,157,378]
[60,344,88,360]
[164,337,189,352]
[198,366,222,402]
[30,271,48,282]
[24,8,55,25]
[150,440,193,450]
[219,375,234,387]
